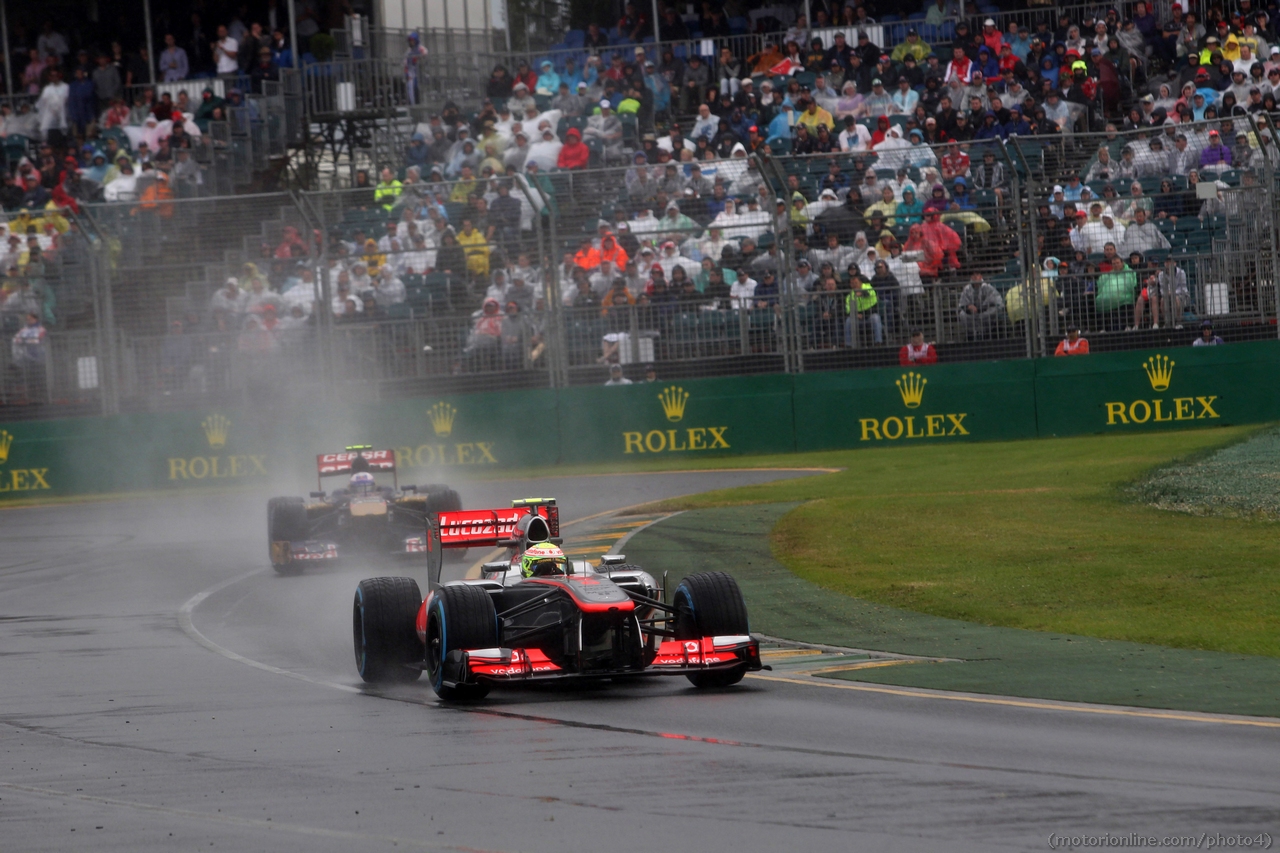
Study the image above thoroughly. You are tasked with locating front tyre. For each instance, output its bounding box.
[673,571,751,688]
[423,584,497,701]
[268,496,308,574]
[353,577,423,683]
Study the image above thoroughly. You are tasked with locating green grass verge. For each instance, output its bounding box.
[631,426,1280,658]
[623,503,1280,716]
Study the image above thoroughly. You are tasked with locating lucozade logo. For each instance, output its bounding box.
[1105,354,1219,426]
[860,373,969,441]
[623,387,730,453]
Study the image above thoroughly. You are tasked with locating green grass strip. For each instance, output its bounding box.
[625,503,1280,716]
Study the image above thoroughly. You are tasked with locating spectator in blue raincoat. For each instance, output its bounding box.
[535,60,561,96]
[1004,104,1031,136]
[974,111,1006,140]
[644,62,671,116]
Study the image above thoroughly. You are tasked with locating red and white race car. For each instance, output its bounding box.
[352,498,765,699]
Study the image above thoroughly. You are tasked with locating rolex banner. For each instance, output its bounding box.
[555,373,796,462]
[1034,339,1280,436]
[793,358,1039,450]
[1,341,1277,501]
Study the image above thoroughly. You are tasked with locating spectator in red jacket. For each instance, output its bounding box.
[899,329,937,365]
[557,127,590,170]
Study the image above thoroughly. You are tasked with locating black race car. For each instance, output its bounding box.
[266,446,461,573]
[351,498,766,699]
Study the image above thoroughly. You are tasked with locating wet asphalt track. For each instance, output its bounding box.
[1,471,1277,853]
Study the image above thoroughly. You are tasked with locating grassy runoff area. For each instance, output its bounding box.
[615,425,1280,714]
[639,426,1280,659]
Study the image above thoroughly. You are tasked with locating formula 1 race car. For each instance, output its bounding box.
[351,497,765,699]
[267,446,461,573]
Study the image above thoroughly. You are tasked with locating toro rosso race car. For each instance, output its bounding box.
[267,446,461,573]
[351,497,765,699]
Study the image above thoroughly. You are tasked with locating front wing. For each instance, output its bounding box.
[439,635,763,688]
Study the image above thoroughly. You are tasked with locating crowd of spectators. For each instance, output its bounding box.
[9,0,1277,388]
[0,8,313,214]
[0,208,76,401]
[366,0,1279,366]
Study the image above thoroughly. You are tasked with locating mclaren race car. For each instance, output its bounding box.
[351,498,765,699]
[267,446,461,573]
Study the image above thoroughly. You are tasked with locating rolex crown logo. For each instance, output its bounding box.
[1142,354,1175,392]
[428,402,457,437]
[0,430,12,465]
[896,372,927,409]
[202,414,230,450]
[658,386,690,422]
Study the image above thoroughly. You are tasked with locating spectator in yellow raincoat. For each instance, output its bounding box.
[456,217,490,278]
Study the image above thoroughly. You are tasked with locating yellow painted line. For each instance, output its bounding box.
[746,673,1280,729]
[802,659,925,675]
[752,645,824,655]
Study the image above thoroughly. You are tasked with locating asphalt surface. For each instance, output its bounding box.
[1,470,1277,853]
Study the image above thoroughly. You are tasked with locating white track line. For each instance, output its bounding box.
[178,567,360,694]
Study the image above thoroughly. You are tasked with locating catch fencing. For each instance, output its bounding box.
[4,121,1279,421]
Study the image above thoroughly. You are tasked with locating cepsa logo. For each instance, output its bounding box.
[1103,355,1220,426]
[394,401,499,467]
[0,429,51,493]
[859,372,970,441]
[167,414,268,481]
[622,386,731,454]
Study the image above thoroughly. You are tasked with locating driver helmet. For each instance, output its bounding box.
[348,471,377,496]
[520,542,567,578]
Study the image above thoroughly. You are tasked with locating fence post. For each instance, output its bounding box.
[516,175,567,387]
[1247,113,1280,337]
[1007,138,1041,358]
[754,152,802,372]
[82,217,120,416]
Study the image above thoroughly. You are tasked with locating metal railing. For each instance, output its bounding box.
[7,121,1280,420]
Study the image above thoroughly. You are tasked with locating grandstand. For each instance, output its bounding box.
[3,1,1279,420]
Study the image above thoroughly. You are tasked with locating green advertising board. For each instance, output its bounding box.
[2,340,1277,502]
[556,373,796,463]
[1034,340,1280,437]
[793,358,1039,450]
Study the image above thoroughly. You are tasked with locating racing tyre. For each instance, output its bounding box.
[424,584,497,701]
[673,572,751,688]
[353,577,423,684]
[420,486,466,561]
[268,497,308,573]
[420,485,462,517]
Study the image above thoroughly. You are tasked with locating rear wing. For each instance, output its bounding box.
[316,447,397,491]
[436,502,559,548]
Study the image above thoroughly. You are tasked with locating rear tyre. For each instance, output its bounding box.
[268,497,308,573]
[353,577,423,684]
[420,485,465,561]
[420,485,462,517]
[673,572,751,688]
[424,584,497,700]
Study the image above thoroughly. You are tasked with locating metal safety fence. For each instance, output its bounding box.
[4,121,1278,421]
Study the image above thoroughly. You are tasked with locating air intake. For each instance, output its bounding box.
[524,515,551,543]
